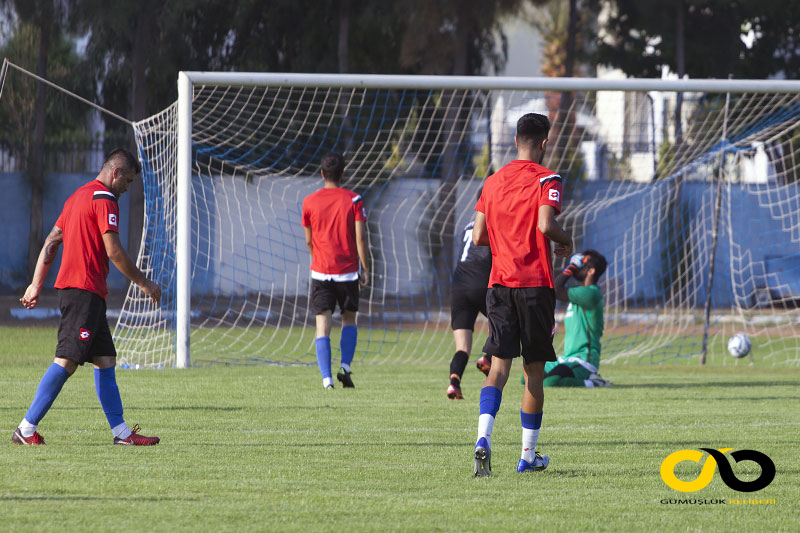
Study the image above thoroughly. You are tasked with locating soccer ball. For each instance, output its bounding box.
[727,333,751,358]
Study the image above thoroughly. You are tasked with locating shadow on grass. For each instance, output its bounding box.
[0,406,245,412]
[0,495,197,502]
[612,381,800,389]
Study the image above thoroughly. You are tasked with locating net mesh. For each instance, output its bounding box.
[115,80,800,367]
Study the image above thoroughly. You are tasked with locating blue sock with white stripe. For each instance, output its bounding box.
[477,386,502,449]
[20,363,71,435]
[521,410,543,463]
[340,325,357,372]
[315,336,333,387]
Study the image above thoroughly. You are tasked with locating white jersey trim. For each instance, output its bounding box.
[93,190,117,200]
[311,268,360,282]
[558,356,598,374]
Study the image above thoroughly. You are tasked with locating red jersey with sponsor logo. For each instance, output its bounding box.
[475,159,563,288]
[54,180,120,299]
[302,187,367,275]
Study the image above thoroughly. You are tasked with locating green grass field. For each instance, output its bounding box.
[2,327,799,532]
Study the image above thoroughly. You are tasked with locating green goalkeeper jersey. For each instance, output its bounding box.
[562,285,604,369]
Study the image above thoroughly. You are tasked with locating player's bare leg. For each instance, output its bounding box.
[483,356,511,390]
[518,360,548,472]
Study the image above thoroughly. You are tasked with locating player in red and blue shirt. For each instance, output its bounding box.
[14,149,162,446]
[302,152,369,389]
[471,113,573,476]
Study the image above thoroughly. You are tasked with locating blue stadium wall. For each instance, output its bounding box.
[0,172,130,293]
[2,171,796,309]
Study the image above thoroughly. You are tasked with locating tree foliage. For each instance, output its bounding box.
[0,23,92,147]
[595,0,800,79]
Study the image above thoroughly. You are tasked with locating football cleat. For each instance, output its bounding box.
[324,384,335,390]
[474,437,492,477]
[517,452,549,473]
[12,428,45,445]
[446,384,463,400]
[113,424,160,446]
[476,356,491,376]
[588,373,612,387]
[337,367,355,388]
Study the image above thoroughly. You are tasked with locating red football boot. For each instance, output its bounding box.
[12,428,45,445]
[113,424,160,446]
[476,355,492,376]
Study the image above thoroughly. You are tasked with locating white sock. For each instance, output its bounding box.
[341,362,350,373]
[584,379,595,388]
[521,427,541,463]
[322,377,333,388]
[112,422,131,439]
[18,418,37,438]
[477,413,495,449]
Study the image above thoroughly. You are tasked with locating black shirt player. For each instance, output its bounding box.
[447,219,493,399]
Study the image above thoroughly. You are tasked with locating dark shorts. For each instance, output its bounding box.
[310,279,360,315]
[451,287,488,330]
[482,286,556,364]
[55,288,117,365]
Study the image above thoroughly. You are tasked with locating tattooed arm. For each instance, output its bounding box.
[20,226,63,309]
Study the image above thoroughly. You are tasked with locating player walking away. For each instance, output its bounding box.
[544,250,611,387]
[302,152,369,389]
[471,113,573,476]
[447,212,493,400]
[14,149,162,446]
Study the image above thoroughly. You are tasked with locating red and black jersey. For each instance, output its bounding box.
[54,180,120,299]
[475,159,563,289]
[301,187,367,275]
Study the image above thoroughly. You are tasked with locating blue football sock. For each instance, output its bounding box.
[477,386,503,448]
[340,325,357,371]
[24,363,71,425]
[520,410,543,430]
[315,336,332,380]
[520,410,543,463]
[479,386,502,417]
[94,367,125,429]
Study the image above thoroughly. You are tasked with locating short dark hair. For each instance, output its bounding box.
[582,249,608,280]
[516,113,550,146]
[103,148,142,175]
[321,152,345,183]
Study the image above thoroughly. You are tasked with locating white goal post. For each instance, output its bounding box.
[129,72,800,368]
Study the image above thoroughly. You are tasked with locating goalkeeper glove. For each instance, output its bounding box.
[563,253,586,277]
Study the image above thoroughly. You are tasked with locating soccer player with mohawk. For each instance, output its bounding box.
[471,113,573,476]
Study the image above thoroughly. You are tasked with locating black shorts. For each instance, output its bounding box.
[55,288,117,365]
[451,287,487,330]
[482,286,556,364]
[310,279,360,315]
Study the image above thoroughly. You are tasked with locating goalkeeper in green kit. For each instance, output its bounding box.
[543,250,611,387]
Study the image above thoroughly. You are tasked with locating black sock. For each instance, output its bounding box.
[450,350,469,385]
